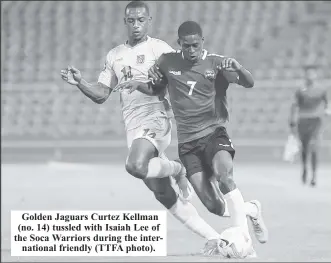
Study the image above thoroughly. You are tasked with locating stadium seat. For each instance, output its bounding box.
[1,1,330,141]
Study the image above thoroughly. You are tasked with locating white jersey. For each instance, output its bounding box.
[98,36,174,131]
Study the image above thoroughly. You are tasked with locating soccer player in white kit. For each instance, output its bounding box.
[61,1,232,253]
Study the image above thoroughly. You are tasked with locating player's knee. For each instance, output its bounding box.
[213,153,234,182]
[125,160,148,180]
[213,159,236,193]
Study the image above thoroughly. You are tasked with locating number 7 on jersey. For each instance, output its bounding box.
[187,81,197,95]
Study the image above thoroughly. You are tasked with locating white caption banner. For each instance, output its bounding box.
[11,210,167,257]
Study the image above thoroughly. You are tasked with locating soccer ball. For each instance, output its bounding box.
[219,227,255,259]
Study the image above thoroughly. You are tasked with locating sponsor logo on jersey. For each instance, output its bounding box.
[204,69,216,80]
[219,143,230,147]
[169,70,181,75]
[136,55,145,64]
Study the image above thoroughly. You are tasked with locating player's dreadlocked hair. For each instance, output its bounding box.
[125,1,150,15]
[178,21,203,38]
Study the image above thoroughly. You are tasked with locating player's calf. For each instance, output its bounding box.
[202,194,225,216]
[144,177,178,209]
[189,172,226,216]
[310,139,320,187]
[212,150,250,237]
[300,143,309,184]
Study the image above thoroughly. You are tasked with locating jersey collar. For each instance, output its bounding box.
[125,35,151,48]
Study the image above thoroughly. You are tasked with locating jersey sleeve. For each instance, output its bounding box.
[98,49,118,89]
[152,39,175,59]
[222,71,240,84]
[209,54,240,84]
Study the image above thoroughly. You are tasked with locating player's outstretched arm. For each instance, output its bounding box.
[113,80,166,96]
[136,81,167,96]
[218,58,254,88]
[60,66,111,104]
[135,64,168,95]
[113,64,167,96]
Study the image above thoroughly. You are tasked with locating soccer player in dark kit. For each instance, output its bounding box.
[116,21,269,255]
[289,66,329,186]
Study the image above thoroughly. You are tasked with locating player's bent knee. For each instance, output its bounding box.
[212,151,236,193]
[213,151,233,180]
[125,160,148,180]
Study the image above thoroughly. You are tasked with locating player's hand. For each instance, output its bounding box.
[60,66,82,85]
[217,58,242,72]
[113,80,141,94]
[148,64,163,84]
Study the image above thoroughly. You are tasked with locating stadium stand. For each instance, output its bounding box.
[1,1,330,144]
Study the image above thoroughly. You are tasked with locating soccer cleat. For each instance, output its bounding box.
[201,239,221,256]
[203,238,257,259]
[173,160,194,202]
[246,246,258,258]
[310,179,316,187]
[247,200,268,244]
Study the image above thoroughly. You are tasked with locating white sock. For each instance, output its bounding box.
[145,157,182,179]
[223,201,230,217]
[224,188,249,235]
[222,201,258,218]
[169,198,220,240]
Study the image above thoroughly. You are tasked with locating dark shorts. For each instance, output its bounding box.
[297,117,322,145]
[178,127,235,178]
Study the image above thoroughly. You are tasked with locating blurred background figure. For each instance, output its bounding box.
[289,66,330,186]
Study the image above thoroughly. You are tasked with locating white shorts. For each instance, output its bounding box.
[126,116,172,156]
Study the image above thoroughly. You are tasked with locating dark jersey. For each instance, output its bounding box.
[295,85,327,119]
[157,50,239,143]
[215,72,231,122]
